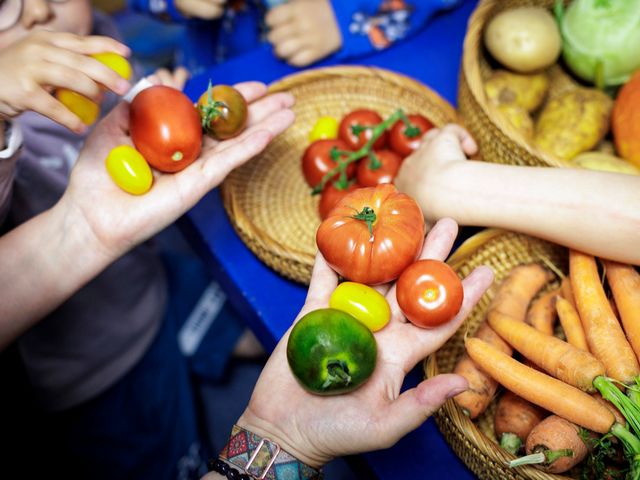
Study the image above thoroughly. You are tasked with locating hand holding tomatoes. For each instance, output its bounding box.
[240,219,493,469]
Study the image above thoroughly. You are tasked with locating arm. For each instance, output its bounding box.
[395,125,640,265]
[0,82,295,351]
[201,219,493,478]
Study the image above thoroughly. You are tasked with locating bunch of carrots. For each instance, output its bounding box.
[453,251,640,479]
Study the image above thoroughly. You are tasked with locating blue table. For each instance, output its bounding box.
[180,2,479,478]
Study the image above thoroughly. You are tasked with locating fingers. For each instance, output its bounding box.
[288,50,319,68]
[439,124,478,157]
[273,38,306,60]
[175,0,226,19]
[301,253,339,314]
[376,374,468,446]
[214,107,295,153]
[246,92,295,127]
[231,81,268,104]
[26,88,87,133]
[265,3,293,27]
[418,217,458,261]
[152,67,191,90]
[172,67,191,91]
[40,63,102,101]
[48,32,130,57]
[267,23,298,46]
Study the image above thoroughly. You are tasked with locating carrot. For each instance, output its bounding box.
[494,391,547,454]
[526,288,559,336]
[603,260,640,361]
[570,250,640,383]
[555,295,589,351]
[488,311,605,392]
[464,337,614,433]
[453,264,552,418]
[560,276,576,309]
[509,415,589,473]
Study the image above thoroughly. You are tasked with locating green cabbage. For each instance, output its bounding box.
[555,0,640,87]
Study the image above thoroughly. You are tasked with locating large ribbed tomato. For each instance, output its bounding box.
[316,184,425,285]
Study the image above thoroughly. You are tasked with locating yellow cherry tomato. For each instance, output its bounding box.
[105,145,153,195]
[329,281,391,332]
[309,116,339,142]
[92,52,133,80]
[55,89,100,125]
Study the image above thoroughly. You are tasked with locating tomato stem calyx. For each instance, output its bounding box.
[368,151,382,171]
[322,360,352,390]
[352,206,377,237]
[199,80,228,130]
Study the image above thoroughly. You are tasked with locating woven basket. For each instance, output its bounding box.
[459,0,580,168]
[221,66,458,284]
[425,229,572,480]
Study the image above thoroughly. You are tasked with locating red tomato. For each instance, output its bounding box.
[396,259,463,328]
[316,184,425,285]
[356,150,402,187]
[318,182,360,220]
[301,139,354,188]
[130,86,202,173]
[339,109,387,150]
[389,114,433,157]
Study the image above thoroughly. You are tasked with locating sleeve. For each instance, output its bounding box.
[0,121,23,225]
[127,0,188,22]
[330,0,462,60]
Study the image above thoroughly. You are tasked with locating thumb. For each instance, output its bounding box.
[377,374,468,446]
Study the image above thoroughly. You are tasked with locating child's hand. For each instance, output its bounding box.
[148,67,190,91]
[0,31,131,133]
[395,125,478,222]
[175,0,227,19]
[266,0,342,67]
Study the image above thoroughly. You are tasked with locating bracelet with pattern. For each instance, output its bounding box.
[219,424,323,480]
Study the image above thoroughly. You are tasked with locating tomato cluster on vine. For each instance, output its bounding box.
[301,108,434,220]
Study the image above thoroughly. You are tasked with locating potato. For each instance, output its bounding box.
[572,151,640,175]
[484,70,549,112]
[496,103,534,139]
[484,7,561,73]
[534,88,613,160]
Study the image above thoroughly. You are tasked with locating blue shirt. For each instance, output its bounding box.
[129,0,461,75]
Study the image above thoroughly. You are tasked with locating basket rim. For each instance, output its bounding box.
[461,0,573,168]
[220,65,460,284]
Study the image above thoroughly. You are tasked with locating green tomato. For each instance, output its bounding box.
[286,308,377,395]
[105,145,153,195]
[329,282,391,332]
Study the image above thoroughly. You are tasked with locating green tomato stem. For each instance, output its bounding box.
[351,206,377,238]
[322,360,352,390]
[311,109,405,195]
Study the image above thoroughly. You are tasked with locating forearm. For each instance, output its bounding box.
[431,162,640,264]
[0,197,111,350]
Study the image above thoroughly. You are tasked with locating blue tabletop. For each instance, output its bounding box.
[180,1,479,478]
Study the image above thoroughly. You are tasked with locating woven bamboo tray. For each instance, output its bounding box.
[425,229,571,480]
[221,66,458,284]
[458,0,580,168]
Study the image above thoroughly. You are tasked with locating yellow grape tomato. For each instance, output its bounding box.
[309,116,339,142]
[92,52,133,80]
[329,281,391,332]
[55,89,100,126]
[105,145,153,195]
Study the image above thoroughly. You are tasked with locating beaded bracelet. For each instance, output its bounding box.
[207,458,251,480]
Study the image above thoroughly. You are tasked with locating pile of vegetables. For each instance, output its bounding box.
[455,252,640,478]
[481,0,640,174]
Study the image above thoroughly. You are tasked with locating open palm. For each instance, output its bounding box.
[238,218,494,468]
[62,82,295,259]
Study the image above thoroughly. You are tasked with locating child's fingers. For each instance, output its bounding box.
[265,3,293,27]
[152,68,175,87]
[439,124,477,156]
[48,32,130,57]
[266,23,298,45]
[176,0,225,19]
[26,89,86,133]
[171,67,191,91]
[44,49,130,95]
[39,63,102,101]
[245,92,295,127]
[287,49,317,67]
[273,38,306,60]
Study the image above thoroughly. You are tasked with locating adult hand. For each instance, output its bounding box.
[235,218,493,468]
[0,30,131,132]
[395,124,478,223]
[175,0,227,19]
[61,81,295,260]
[266,0,342,67]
